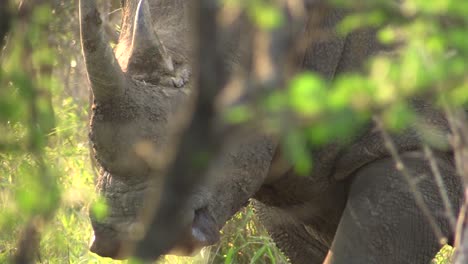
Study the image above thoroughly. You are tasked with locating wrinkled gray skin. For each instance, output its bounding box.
[80,0,462,263]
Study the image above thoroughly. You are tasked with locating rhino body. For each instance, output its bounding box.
[80,0,462,263]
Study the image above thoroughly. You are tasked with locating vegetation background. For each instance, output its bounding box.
[0,0,466,263]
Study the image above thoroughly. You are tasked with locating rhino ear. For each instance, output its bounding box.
[127,0,174,78]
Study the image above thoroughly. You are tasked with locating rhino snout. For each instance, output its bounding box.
[90,207,220,258]
[90,231,129,259]
[168,207,220,256]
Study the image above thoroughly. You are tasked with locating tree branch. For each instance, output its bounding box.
[0,0,11,47]
[132,0,227,260]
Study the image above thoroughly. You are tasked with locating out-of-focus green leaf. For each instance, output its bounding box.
[338,11,386,34]
[283,130,312,175]
[90,197,109,222]
[382,103,415,132]
[248,2,284,29]
[288,72,327,116]
[331,74,376,110]
[225,105,253,124]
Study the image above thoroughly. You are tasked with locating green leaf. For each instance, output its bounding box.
[90,197,109,222]
[250,245,268,264]
[249,3,284,29]
[224,246,237,264]
[382,103,415,132]
[288,72,327,116]
[284,130,312,175]
[225,105,252,124]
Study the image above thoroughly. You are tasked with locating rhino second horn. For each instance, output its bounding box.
[79,0,127,101]
[129,0,174,74]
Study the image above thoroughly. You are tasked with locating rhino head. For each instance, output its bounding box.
[80,0,275,259]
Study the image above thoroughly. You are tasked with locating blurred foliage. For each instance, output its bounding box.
[226,0,468,176]
[0,0,466,263]
[0,0,117,263]
[1,1,59,262]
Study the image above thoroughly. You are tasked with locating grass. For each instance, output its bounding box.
[433,245,454,264]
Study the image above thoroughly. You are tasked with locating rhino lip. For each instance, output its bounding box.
[90,230,129,259]
[169,207,220,256]
[191,207,220,245]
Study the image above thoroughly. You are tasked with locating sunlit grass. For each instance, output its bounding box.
[432,245,454,264]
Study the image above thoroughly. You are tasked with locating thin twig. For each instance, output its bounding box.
[444,106,468,184]
[374,116,446,244]
[455,197,467,249]
[443,106,468,264]
[423,144,457,232]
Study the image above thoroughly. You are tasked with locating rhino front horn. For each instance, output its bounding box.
[79,0,128,102]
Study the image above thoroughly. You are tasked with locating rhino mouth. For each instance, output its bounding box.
[89,206,220,259]
[169,207,220,256]
[192,207,220,246]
